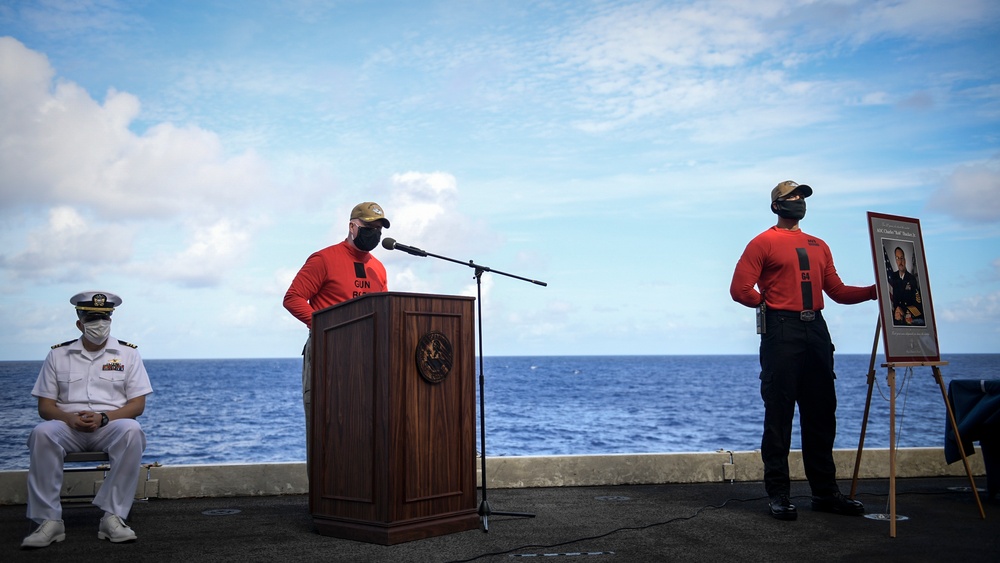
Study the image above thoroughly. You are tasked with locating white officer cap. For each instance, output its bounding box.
[70,291,122,314]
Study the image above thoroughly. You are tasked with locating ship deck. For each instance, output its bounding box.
[3,476,997,562]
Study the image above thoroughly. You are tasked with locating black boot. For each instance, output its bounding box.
[769,495,798,520]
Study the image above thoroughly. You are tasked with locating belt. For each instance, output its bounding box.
[769,309,819,322]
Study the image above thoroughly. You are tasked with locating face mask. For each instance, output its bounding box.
[82,319,111,345]
[352,226,381,252]
[773,199,806,220]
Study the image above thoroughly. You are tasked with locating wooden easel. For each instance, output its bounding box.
[850,317,985,537]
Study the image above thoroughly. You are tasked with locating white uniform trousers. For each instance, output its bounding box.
[26,419,146,523]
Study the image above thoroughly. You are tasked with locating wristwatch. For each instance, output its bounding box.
[100,412,109,427]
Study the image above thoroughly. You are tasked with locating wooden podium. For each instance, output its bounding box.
[309,292,480,544]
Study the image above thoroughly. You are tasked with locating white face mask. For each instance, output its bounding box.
[82,319,112,345]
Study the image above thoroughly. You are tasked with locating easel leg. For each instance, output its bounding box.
[933,366,986,519]
[851,318,881,498]
[889,366,897,538]
[851,372,875,498]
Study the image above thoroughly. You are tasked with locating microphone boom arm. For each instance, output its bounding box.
[382,238,547,286]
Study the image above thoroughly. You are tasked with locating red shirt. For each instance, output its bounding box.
[283,239,388,328]
[730,226,875,311]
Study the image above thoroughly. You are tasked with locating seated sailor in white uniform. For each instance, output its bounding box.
[21,291,153,549]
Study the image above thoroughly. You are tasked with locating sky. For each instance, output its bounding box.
[1,0,998,361]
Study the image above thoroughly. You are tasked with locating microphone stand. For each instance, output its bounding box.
[384,239,545,531]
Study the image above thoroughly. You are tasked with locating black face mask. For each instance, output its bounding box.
[773,199,806,220]
[353,226,381,251]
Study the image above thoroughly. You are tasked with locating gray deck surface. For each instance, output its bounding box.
[3,477,997,562]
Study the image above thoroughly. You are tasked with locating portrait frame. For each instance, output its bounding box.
[867,212,940,363]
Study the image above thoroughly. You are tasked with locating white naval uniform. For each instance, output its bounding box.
[27,336,153,523]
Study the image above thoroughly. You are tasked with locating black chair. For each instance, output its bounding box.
[61,451,110,502]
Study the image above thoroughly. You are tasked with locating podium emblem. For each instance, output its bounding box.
[416,331,453,384]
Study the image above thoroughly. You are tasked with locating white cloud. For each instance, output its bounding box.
[388,266,436,294]
[940,290,1000,323]
[0,37,272,218]
[135,218,256,288]
[503,298,574,338]
[556,3,778,131]
[851,0,1000,42]
[359,171,506,303]
[0,37,284,289]
[271,267,300,296]
[380,171,497,259]
[858,91,891,105]
[549,1,1000,136]
[15,1,141,36]
[386,171,458,236]
[220,303,259,327]
[928,157,1000,222]
[562,2,771,73]
[0,206,133,282]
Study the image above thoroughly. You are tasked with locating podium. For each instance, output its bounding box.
[309,292,479,544]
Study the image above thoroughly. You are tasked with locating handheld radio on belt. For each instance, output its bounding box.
[756,294,766,334]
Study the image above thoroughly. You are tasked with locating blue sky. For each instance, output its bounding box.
[1,0,998,361]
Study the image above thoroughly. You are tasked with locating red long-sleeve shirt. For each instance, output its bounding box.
[283,239,388,328]
[730,226,875,311]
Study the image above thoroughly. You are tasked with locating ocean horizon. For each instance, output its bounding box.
[2,354,997,471]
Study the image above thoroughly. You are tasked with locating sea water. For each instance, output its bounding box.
[1,354,997,471]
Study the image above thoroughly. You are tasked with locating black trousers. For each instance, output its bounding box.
[759,310,840,498]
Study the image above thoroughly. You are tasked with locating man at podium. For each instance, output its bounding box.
[283,202,390,472]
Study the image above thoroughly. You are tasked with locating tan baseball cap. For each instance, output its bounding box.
[350,202,390,228]
[771,180,813,202]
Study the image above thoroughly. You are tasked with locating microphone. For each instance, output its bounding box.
[382,237,428,257]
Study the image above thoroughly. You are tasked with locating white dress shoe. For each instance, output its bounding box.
[98,514,137,543]
[21,519,66,548]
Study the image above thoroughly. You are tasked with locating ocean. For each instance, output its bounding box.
[1,354,997,471]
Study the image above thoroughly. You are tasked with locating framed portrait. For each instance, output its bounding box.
[867,212,940,363]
